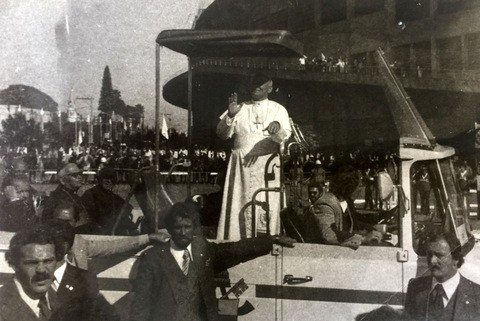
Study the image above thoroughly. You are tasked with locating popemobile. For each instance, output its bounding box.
[0,33,478,321]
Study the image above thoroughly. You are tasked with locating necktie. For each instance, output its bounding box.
[51,277,59,292]
[428,283,446,320]
[182,249,191,276]
[38,295,51,321]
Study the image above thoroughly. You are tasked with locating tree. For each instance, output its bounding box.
[98,66,115,114]
[0,113,43,149]
[111,89,126,115]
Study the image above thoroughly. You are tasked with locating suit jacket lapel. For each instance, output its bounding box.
[452,276,475,320]
[415,277,432,318]
[190,238,206,278]
[157,243,185,305]
[57,264,79,296]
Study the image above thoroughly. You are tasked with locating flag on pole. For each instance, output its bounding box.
[162,115,169,139]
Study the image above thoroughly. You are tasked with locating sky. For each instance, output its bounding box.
[0,0,213,132]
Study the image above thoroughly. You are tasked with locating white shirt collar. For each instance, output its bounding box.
[432,271,461,304]
[339,200,348,213]
[13,277,44,317]
[54,260,68,285]
[170,240,193,269]
[252,98,269,106]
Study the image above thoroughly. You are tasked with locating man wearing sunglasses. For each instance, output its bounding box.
[43,164,88,225]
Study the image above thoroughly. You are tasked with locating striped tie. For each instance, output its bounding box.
[38,295,51,321]
[182,249,191,276]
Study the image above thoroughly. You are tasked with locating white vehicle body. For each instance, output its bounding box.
[0,47,477,321]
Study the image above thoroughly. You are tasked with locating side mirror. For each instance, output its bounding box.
[377,171,394,201]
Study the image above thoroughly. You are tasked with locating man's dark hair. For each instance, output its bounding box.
[249,73,272,88]
[308,181,323,192]
[164,202,199,232]
[427,232,465,267]
[97,167,116,181]
[329,165,360,200]
[5,225,56,268]
[46,219,76,258]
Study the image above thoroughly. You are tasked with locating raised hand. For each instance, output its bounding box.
[227,92,242,118]
[4,186,19,202]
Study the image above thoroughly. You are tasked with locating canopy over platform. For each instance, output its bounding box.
[156,29,305,58]
[0,84,58,112]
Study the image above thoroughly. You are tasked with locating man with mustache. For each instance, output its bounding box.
[81,166,136,235]
[0,225,58,321]
[405,233,480,321]
[129,201,295,321]
[216,73,291,240]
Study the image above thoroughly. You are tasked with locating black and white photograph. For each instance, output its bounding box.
[1,0,480,320]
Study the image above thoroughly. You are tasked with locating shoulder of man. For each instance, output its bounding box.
[406,276,431,292]
[312,193,341,212]
[141,242,171,260]
[459,275,480,294]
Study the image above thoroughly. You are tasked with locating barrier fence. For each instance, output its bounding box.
[23,169,219,185]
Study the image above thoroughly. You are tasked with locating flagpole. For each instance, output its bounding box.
[40,108,44,133]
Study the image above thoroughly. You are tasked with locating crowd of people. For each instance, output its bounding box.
[305,53,425,79]
[0,72,479,321]
[0,144,229,184]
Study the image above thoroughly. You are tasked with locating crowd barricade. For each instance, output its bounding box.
[26,169,219,185]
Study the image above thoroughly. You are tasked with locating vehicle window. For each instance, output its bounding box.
[410,159,470,255]
[352,165,400,248]
[282,156,401,248]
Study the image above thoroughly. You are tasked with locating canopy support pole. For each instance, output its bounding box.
[187,58,193,198]
[154,43,161,233]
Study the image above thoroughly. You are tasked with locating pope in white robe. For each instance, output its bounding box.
[216,74,291,240]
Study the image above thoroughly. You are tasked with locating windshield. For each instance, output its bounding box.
[410,158,472,255]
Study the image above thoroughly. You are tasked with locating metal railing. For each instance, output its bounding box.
[23,169,219,185]
[191,57,480,82]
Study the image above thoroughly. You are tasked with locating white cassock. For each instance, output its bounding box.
[216,98,291,240]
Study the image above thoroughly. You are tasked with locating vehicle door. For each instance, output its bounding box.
[223,248,281,321]
[278,169,406,321]
[278,241,405,320]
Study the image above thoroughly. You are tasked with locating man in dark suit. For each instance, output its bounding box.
[80,166,137,235]
[129,201,295,321]
[42,163,87,225]
[405,233,480,321]
[46,220,100,308]
[0,225,58,321]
